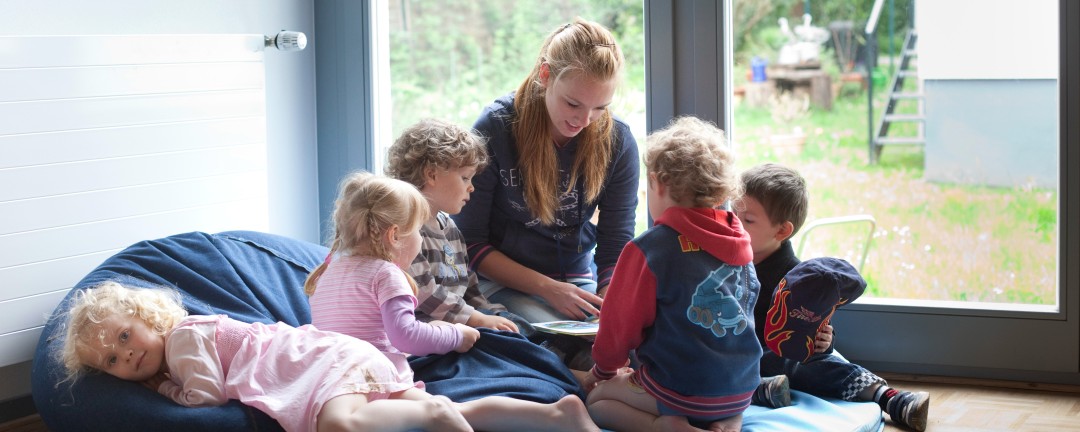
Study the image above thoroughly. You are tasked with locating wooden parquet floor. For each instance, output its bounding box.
[879,374,1080,432]
[3,375,1080,432]
[0,415,45,432]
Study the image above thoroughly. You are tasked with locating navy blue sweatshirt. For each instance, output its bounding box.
[453,93,640,288]
[752,239,801,345]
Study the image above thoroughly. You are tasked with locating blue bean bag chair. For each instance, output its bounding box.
[31,230,582,431]
[31,230,882,431]
[32,231,324,432]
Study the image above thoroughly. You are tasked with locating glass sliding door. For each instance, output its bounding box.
[723,0,1077,382]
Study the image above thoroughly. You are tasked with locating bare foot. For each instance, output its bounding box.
[424,395,473,432]
[707,413,743,432]
[549,395,601,432]
[655,415,709,432]
[571,369,596,394]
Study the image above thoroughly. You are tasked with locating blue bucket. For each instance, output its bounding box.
[751,56,767,82]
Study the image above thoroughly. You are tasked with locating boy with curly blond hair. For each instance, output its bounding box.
[584,116,760,432]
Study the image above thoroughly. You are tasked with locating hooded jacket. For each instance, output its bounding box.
[591,206,762,418]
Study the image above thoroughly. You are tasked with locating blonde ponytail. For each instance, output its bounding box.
[305,172,429,295]
[513,17,624,224]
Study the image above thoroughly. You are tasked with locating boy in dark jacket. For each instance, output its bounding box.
[738,163,929,431]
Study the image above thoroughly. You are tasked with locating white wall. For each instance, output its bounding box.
[917,0,1059,188]
[0,0,318,407]
[918,0,1057,80]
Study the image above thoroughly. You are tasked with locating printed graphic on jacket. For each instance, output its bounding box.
[686,263,750,337]
[509,168,581,230]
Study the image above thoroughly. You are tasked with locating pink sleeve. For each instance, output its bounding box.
[381,295,463,356]
[160,321,228,407]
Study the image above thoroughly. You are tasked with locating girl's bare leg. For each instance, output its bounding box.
[457,394,599,432]
[317,389,472,432]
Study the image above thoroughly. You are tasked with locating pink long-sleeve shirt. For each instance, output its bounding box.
[309,254,462,375]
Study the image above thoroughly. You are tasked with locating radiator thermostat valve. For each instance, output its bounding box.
[266,31,307,52]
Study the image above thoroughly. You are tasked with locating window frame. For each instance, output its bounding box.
[651,0,1077,384]
[320,0,1080,384]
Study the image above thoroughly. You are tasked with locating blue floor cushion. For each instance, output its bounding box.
[742,391,883,432]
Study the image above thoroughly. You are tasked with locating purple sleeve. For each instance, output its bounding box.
[380,295,463,356]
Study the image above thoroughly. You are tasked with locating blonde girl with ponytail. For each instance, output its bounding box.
[307,171,600,432]
[306,171,478,364]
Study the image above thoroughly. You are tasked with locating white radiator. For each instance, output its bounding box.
[0,34,271,367]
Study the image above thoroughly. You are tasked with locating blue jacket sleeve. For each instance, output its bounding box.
[594,121,640,288]
[455,104,503,271]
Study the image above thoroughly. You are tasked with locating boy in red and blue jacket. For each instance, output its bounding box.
[584,116,760,432]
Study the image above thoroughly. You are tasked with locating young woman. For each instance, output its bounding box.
[453,17,640,323]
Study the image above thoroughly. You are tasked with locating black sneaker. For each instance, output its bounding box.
[886,391,930,431]
[751,375,792,408]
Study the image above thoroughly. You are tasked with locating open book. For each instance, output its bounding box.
[532,319,599,336]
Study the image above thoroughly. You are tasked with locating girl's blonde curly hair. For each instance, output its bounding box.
[56,281,187,386]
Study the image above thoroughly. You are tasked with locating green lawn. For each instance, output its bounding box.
[731,87,1058,304]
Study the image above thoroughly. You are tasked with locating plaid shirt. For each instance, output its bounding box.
[408,212,506,324]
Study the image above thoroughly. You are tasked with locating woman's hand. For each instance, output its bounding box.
[814,324,834,353]
[466,313,519,332]
[542,281,603,320]
[453,323,481,353]
[473,252,602,319]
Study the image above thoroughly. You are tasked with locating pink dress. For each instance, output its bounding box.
[159,315,418,432]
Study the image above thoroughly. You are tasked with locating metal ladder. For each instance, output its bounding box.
[870,30,924,164]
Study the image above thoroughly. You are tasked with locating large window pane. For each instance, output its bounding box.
[384,0,648,230]
[731,0,1059,307]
